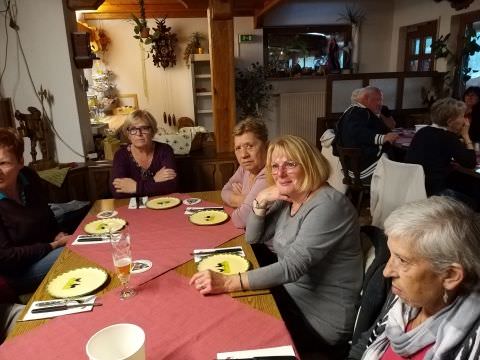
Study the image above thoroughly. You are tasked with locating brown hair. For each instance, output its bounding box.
[266,135,330,192]
[233,117,268,143]
[0,128,24,161]
[122,110,158,138]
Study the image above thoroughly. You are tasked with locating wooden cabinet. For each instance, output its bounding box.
[191,54,213,132]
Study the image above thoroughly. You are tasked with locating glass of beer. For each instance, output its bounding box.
[110,231,136,300]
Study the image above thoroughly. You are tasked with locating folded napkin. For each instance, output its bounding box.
[21,296,97,321]
[217,345,296,359]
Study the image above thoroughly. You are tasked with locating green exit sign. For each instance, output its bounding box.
[239,34,254,42]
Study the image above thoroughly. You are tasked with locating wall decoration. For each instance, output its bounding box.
[146,17,178,69]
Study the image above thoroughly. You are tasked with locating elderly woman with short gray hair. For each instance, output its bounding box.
[349,196,480,360]
[406,97,476,199]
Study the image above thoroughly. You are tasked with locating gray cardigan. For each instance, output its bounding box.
[246,185,363,345]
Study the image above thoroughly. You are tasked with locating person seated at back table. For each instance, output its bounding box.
[221,118,268,228]
[110,110,177,198]
[192,135,363,359]
[335,86,399,182]
[405,98,476,204]
[348,196,480,360]
[463,86,480,143]
[0,129,68,294]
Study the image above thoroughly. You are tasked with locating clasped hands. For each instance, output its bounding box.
[112,167,176,194]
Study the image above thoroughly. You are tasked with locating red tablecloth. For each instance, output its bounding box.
[67,194,244,284]
[1,272,294,360]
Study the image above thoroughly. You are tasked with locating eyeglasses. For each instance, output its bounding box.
[270,161,299,174]
[128,126,152,135]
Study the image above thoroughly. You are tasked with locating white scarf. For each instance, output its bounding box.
[362,292,480,360]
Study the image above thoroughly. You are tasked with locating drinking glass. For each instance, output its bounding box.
[110,231,136,300]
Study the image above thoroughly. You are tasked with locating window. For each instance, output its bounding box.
[263,25,351,78]
[404,21,437,72]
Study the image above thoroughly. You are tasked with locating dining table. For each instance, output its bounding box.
[3,191,295,359]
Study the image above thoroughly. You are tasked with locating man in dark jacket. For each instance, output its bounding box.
[335,87,399,181]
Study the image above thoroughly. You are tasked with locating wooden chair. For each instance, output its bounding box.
[336,145,370,212]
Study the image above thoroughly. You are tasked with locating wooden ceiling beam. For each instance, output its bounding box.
[67,0,105,11]
[82,9,207,20]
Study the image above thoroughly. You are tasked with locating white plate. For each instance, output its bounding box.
[189,210,229,226]
[197,254,249,275]
[146,197,181,210]
[84,218,126,235]
[47,267,108,298]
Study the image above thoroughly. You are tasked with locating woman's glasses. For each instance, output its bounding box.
[128,126,152,135]
[271,161,299,174]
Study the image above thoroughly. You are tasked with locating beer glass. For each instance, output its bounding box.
[111,231,136,300]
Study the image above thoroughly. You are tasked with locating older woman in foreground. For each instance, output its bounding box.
[221,118,268,228]
[110,110,177,198]
[349,196,480,360]
[192,135,362,357]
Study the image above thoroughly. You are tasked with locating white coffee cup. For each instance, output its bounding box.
[86,323,146,360]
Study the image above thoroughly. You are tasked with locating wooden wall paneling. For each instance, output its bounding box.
[208,2,236,153]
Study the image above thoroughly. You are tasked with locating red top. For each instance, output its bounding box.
[381,321,434,360]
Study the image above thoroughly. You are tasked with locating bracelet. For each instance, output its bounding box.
[238,272,244,290]
[253,198,267,210]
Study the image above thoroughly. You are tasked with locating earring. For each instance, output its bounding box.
[443,290,449,304]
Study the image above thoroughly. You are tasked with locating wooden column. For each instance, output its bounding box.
[208,0,236,153]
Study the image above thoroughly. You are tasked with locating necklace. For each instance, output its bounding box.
[290,190,312,216]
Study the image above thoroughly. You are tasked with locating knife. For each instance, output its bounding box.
[31,303,102,313]
[192,248,243,256]
[76,237,107,242]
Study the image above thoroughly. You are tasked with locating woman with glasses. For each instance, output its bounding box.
[221,118,268,228]
[110,110,177,198]
[191,135,362,359]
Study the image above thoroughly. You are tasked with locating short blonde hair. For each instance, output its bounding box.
[266,135,330,192]
[122,110,158,138]
[430,97,466,127]
[233,117,268,143]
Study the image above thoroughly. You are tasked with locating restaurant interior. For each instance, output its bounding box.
[1,0,480,359]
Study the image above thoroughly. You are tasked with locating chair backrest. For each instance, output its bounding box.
[336,146,364,189]
[370,154,427,228]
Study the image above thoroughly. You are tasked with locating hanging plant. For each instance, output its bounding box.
[235,62,273,119]
[184,32,205,67]
[145,17,178,70]
[337,4,366,26]
[131,0,149,40]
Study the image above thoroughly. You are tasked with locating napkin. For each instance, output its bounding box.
[193,246,245,263]
[21,296,97,321]
[217,345,296,359]
[185,206,224,215]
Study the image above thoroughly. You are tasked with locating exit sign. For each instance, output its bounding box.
[239,34,254,42]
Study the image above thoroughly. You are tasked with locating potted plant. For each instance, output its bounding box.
[184,32,205,67]
[131,0,149,40]
[337,5,366,72]
[235,62,273,119]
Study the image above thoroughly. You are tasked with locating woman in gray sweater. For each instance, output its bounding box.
[190,135,363,356]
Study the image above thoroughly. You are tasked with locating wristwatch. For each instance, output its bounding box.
[253,198,267,210]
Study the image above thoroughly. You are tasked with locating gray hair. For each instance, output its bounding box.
[122,109,159,138]
[384,196,480,293]
[430,97,466,127]
[233,117,268,143]
[351,88,362,103]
